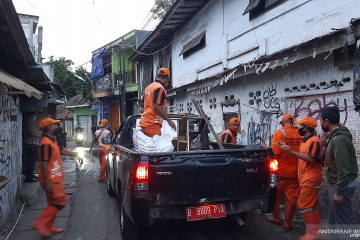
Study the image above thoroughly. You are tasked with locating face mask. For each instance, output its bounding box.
[298,128,306,136]
[54,127,62,135]
[230,125,239,132]
[32,116,36,121]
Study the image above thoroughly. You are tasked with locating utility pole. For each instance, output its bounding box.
[118,44,123,124]
[121,37,126,122]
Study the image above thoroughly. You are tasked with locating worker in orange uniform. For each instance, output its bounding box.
[89,119,111,182]
[140,67,176,138]
[220,117,240,144]
[34,118,83,237]
[268,114,302,232]
[278,117,322,240]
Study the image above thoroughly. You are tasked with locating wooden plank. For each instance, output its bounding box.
[0,176,10,190]
[169,113,204,120]
[191,98,224,150]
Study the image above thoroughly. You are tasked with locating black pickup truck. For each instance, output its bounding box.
[105,115,278,240]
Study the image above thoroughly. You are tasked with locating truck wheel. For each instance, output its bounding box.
[120,199,138,240]
[106,165,115,196]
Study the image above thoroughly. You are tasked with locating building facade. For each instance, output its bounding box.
[131,0,360,221]
[133,0,360,147]
[91,30,150,131]
[0,0,48,230]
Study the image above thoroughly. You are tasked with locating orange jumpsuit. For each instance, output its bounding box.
[34,135,67,236]
[220,129,237,144]
[270,125,302,228]
[140,81,167,137]
[297,134,322,240]
[297,134,322,213]
[95,128,110,181]
[38,136,67,206]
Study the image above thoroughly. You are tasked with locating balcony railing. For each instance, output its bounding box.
[123,70,136,85]
[114,70,137,88]
[93,74,112,92]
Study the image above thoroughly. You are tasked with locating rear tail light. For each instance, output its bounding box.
[268,157,279,188]
[269,158,279,173]
[135,164,148,181]
[134,163,149,198]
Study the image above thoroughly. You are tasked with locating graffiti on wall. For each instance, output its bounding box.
[248,84,282,117]
[292,95,348,125]
[0,90,21,229]
[247,111,272,145]
[263,84,281,113]
[0,97,11,122]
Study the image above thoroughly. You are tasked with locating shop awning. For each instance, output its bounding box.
[0,68,43,99]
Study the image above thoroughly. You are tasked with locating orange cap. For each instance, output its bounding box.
[40,118,60,130]
[279,114,294,124]
[229,117,240,132]
[157,68,170,78]
[294,117,317,129]
[229,117,240,125]
[99,119,109,128]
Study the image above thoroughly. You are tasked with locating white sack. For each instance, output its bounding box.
[133,120,177,153]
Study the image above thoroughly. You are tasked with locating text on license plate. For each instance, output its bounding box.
[186,204,226,221]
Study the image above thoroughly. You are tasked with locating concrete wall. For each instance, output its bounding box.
[171,53,359,148]
[0,84,22,230]
[171,0,359,87]
[18,14,42,64]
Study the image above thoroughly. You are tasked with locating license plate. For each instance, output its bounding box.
[186,204,226,221]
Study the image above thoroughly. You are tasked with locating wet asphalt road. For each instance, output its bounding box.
[63,142,304,240]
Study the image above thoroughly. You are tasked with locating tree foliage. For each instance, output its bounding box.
[45,56,93,102]
[150,0,176,20]
[75,67,94,103]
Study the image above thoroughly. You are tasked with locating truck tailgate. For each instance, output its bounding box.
[148,150,269,206]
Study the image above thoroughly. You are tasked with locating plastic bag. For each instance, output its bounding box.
[133,120,177,153]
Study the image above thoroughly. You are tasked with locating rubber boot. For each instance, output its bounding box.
[299,210,321,240]
[48,207,64,234]
[283,203,296,229]
[33,206,58,237]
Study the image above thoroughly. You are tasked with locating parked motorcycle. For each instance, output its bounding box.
[75,128,84,146]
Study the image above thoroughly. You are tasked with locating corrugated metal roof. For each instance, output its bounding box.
[130,0,210,62]
[0,68,42,99]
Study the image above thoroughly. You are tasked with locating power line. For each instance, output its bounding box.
[25,0,42,15]
[73,3,158,70]
[76,1,207,70]
[90,0,109,40]
[130,1,211,57]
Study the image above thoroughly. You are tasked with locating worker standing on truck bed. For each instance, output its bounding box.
[220,117,240,144]
[140,67,176,137]
[268,114,302,233]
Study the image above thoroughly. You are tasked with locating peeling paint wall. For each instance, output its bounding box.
[171,54,359,150]
[0,84,22,230]
[171,0,358,87]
